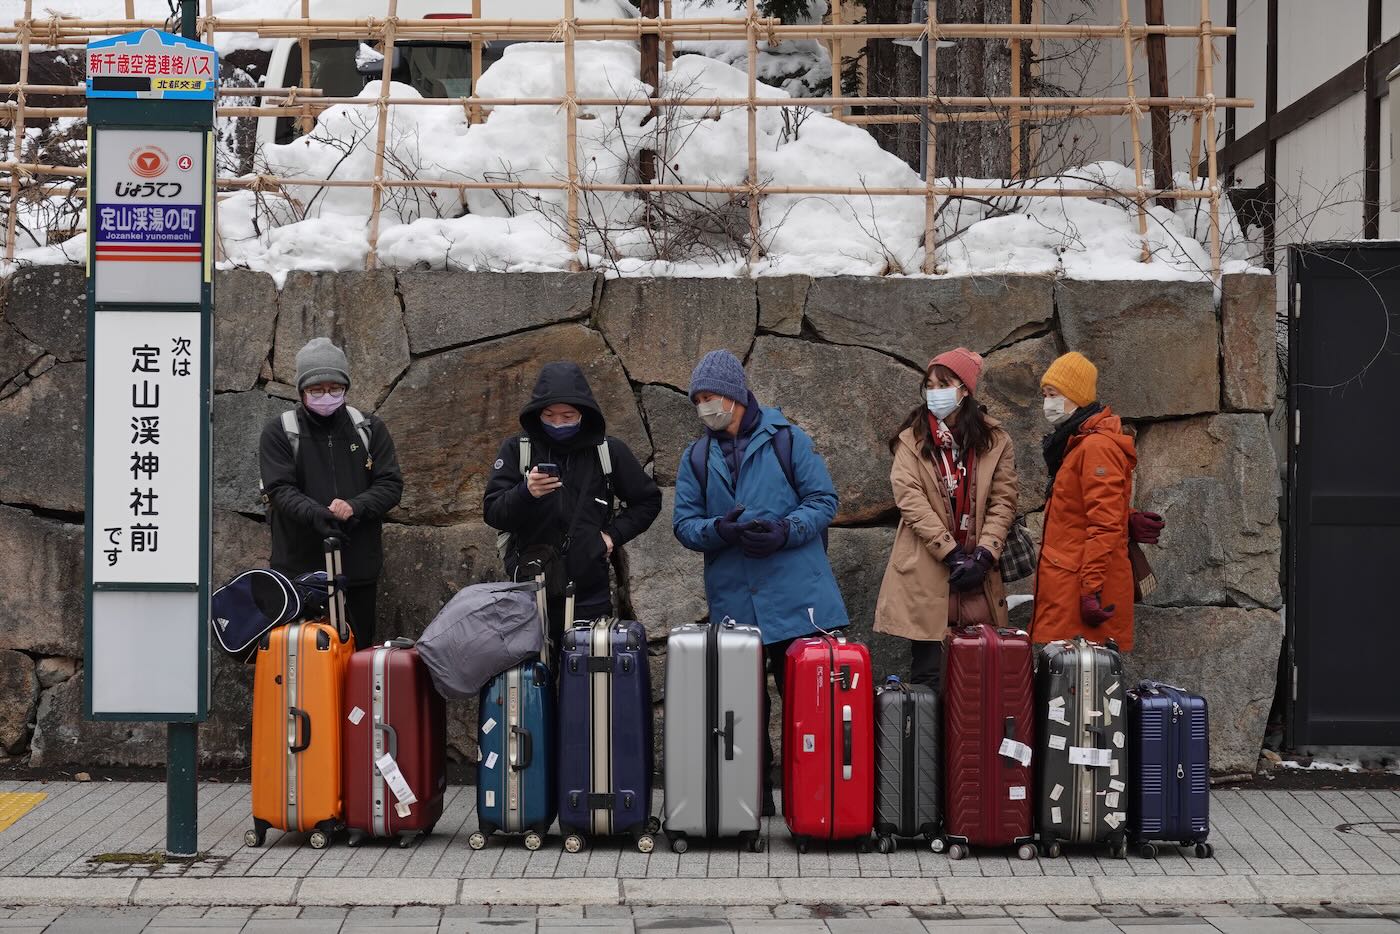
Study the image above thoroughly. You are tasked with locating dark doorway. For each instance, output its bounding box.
[1288,242,1400,746]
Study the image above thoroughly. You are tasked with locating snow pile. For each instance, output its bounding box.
[669,0,832,98]
[0,0,301,53]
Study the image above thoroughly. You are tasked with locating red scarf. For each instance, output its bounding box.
[928,413,975,548]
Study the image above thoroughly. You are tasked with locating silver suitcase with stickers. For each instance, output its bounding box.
[1034,637,1129,859]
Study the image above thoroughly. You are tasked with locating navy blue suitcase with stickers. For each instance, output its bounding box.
[1126,681,1212,859]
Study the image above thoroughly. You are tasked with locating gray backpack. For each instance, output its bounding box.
[416,580,547,699]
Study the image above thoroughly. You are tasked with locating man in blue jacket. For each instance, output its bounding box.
[673,349,849,817]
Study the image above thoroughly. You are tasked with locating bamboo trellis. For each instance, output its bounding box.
[0,5,1251,278]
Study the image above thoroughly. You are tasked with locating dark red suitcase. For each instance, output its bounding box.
[782,632,874,852]
[943,624,1037,861]
[343,639,448,847]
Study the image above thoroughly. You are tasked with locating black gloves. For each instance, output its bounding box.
[948,546,995,592]
[715,506,746,547]
[740,519,790,559]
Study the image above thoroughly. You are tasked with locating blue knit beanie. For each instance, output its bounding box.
[688,350,749,403]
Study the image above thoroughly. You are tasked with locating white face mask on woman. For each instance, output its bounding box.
[925,386,962,421]
[1043,394,1075,425]
[696,397,735,431]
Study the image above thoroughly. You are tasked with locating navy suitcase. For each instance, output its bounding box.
[1126,680,1212,859]
[470,575,554,851]
[557,593,658,854]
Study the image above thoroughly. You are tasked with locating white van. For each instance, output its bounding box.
[255,0,633,151]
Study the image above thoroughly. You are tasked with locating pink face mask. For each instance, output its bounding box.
[305,389,346,417]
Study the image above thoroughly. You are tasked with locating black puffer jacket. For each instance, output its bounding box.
[482,362,661,608]
[258,404,404,584]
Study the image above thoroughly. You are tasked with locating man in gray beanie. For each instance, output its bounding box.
[258,337,404,648]
[673,349,847,816]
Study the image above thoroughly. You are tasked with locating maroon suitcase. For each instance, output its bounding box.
[942,624,1037,861]
[343,639,448,847]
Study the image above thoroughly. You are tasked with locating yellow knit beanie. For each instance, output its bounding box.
[1041,352,1098,408]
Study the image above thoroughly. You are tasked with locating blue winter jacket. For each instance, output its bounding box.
[673,406,849,644]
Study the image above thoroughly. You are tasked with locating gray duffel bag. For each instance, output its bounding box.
[416,580,545,700]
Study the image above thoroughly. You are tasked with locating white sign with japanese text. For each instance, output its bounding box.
[90,311,202,585]
[92,129,206,305]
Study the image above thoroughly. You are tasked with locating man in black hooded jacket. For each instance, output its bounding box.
[483,361,661,654]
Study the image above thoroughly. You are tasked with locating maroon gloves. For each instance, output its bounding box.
[1081,593,1116,627]
[1129,510,1165,545]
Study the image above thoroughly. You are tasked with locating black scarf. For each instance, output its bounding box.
[1041,401,1104,498]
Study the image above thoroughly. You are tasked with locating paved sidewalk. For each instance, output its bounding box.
[5,903,1400,933]
[4,782,1400,909]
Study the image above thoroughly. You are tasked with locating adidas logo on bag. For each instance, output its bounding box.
[216,617,230,632]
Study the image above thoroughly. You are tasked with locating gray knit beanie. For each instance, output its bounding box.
[688,350,749,403]
[295,337,351,391]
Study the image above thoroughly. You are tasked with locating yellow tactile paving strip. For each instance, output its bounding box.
[0,793,46,832]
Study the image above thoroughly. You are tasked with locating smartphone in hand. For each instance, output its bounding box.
[537,463,560,478]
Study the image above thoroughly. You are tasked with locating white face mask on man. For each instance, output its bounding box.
[1043,394,1076,425]
[696,397,735,431]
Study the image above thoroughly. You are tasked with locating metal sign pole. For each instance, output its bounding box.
[81,15,217,858]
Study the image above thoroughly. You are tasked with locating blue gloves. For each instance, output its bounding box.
[715,506,747,547]
[741,518,789,559]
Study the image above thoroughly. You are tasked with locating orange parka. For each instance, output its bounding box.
[1030,407,1138,650]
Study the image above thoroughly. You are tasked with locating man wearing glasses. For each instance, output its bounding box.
[258,337,404,649]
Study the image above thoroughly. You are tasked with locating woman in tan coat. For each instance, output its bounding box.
[873,348,1019,691]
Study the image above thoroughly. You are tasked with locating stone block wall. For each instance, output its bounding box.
[0,267,1282,775]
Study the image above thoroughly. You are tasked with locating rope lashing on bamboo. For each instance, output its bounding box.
[197,16,220,36]
[549,15,577,43]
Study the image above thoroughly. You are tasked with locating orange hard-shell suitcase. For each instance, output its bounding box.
[246,538,355,849]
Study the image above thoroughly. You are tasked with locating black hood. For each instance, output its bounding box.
[519,362,606,441]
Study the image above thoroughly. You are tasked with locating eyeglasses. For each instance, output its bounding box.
[304,386,345,399]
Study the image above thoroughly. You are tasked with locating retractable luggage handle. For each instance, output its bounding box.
[510,725,533,770]
[841,705,853,780]
[323,537,350,644]
[535,574,551,665]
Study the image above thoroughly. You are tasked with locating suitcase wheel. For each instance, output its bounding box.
[347,830,367,849]
[308,830,331,850]
[398,832,422,849]
[523,832,543,852]
[876,835,895,855]
[1139,842,1158,859]
[468,832,488,851]
[929,836,946,854]
[636,833,656,854]
[794,835,810,855]
[1017,842,1038,861]
[563,834,586,854]
[1041,841,1062,859]
[1109,840,1128,860]
[670,835,689,855]
[646,816,662,835]
[243,828,265,849]
[947,842,969,861]
[857,837,872,855]
[746,835,765,854]
[1194,842,1214,859]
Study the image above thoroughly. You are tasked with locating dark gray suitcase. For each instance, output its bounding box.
[1035,637,1128,858]
[662,619,765,854]
[873,677,940,853]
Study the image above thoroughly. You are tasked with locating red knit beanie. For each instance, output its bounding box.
[929,347,984,394]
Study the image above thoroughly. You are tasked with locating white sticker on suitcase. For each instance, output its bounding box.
[347,707,365,726]
[1105,792,1120,809]
[485,790,495,808]
[1112,731,1125,749]
[1009,785,1026,801]
[803,734,816,753]
[1068,746,1112,768]
[1110,760,1120,776]
[481,717,497,736]
[1106,681,1119,696]
[484,751,499,771]
[1048,707,1069,725]
[1048,735,1067,751]
[374,753,419,807]
[1105,812,1121,830]
[1051,806,1062,824]
[1110,779,1125,792]
[1050,783,1064,802]
[1107,698,1122,717]
[998,738,1033,766]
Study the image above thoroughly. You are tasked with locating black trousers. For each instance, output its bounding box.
[909,639,945,694]
[343,582,377,650]
[762,637,797,794]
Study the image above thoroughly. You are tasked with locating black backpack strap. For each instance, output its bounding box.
[772,424,799,495]
[688,438,709,500]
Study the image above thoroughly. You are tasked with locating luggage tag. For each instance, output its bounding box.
[998,738,1033,767]
[375,753,419,817]
[1067,746,1112,768]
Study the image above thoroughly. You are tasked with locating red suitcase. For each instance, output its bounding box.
[782,632,874,852]
[343,638,448,847]
[943,624,1037,861]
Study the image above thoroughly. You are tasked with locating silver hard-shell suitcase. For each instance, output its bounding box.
[1035,637,1128,858]
[662,618,766,853]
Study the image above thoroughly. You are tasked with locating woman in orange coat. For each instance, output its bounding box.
[1030,352,1139,651]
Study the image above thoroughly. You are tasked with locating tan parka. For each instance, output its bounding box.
[873,419,1019,643]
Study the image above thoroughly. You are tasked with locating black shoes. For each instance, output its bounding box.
[762,788,777,818]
